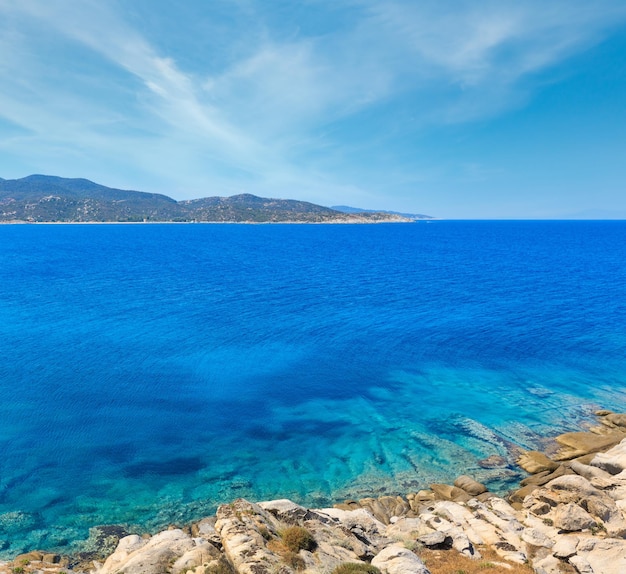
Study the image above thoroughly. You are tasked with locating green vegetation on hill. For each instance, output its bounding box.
[0,175,414,223]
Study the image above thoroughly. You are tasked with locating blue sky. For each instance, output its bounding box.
[1,1,626,218]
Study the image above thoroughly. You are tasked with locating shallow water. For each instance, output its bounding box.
[1,221,626,556]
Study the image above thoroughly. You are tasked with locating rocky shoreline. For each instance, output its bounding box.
[5,410,626,574]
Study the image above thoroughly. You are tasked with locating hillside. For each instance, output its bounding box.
[0,175,414,223]
[332,205,432,220]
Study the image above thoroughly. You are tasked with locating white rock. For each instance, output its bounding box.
[582,539,626,574]
[569,554,594,573]
[467,499,523,534]
[532,554,564,574]
[570,460,614,481]
[431,501,474,524]
[416,531,447,547]
[465,516,500,546]
[521,527,554,549]
[521,513,560,539]
[577,536,599,553]
[553,503,596,532]
[171,543,218,574]
[493,546,527,565]
[547,475,598,498]
[552,535,578,558]
[116,535,146,554]
[591,439,626,475]
[371,544,431,574]
[98,530,194,574]
[448,527,480,559]
[420,512,453,533]
[385,517,433,540]
[317,507,387,534]
[258,499,303,513]
[488,498,523,522]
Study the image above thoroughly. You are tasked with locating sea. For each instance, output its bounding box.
[1,221,626,557]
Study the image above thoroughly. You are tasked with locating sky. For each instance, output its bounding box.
[1,1,626,218]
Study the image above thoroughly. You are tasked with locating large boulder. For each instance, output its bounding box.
[553,504,596,532]
[215,499,288,574]
[316,507,390,552]
[453,475,487,496]
[554,432,626,461]
[97,530,196,574]
[429,484,471,503]
[582,539,626,574]
[591,439,626,475]
[517,451,559,474]
[371,544,431,574]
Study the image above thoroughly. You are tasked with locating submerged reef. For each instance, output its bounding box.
[4,410,626,573]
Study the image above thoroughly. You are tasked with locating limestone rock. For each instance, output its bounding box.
[552,535,578,558]
[517,451,559,474]
[385,517,433,541]
[520,469,552,486]
[548,474,599,498]
[554,431,626,461]
[259,499,330,525]
[508,484,539,504]
[14,552,44,563]
[465,515,500,546]
[371,544,431,574]
[429,484,471,503]
[364,496,410,522]
[453,475,487,496]
[448,527,479,559]
[171,542,220,574]
[520,527,554,549]
[190,518,221,550]
[570,459,614,481]
[215,499,288,574]
[569,554,593,573]
[553,503,596,532]
[591,438,626,475]
[358,498,395,525]
[334,500,362,511]
[97,530,195,574]
[520,463,572,488]
[430,501,475,525]
[492,541,527,564]
[532,553,565,574]
[603,413,626,430]
[317,507,390,552]
[416,531,448,548]
[580,538,626,574]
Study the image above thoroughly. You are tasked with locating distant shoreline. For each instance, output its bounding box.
[0,219,420,225]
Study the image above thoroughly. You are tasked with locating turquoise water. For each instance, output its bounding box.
[1,221,626,556]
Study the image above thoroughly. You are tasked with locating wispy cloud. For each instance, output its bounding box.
[353,0,626,121]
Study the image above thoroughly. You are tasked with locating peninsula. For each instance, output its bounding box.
[0,175,429,224]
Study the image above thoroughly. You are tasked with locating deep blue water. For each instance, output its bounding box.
[1,221,626,556]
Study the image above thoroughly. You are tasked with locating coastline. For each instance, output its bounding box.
[4,409,626,574]
[0,219,420,225]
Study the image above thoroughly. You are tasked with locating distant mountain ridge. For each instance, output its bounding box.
[332,205,432,220]
[0,175,415,223]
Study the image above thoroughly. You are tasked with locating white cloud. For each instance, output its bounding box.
[356,0,626,120]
